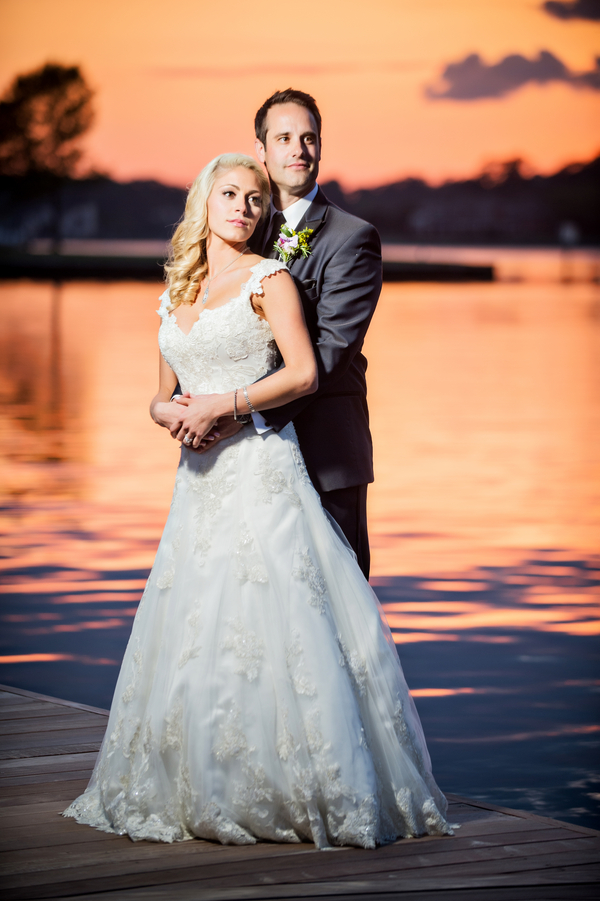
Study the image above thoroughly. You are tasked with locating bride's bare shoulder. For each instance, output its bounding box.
[244,252,266,267]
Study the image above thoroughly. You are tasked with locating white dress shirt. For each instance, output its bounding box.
[252,184,319,434]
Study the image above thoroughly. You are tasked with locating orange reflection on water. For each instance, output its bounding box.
[391,633,518,645]
[524,592,599,606]
[0,270,599,652]
[5,579,148,592]
[382,601,483,613]
[391,632,460,644]
[51,593,142,603]
[364,280,600,577]
[411,687,513,698]
[22,618,131,635]
[437,725,600,744]
[418,581,489,592]
[0,653,118,665]
[383,605,599,633]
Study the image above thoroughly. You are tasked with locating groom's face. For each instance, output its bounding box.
[255,102,320,196]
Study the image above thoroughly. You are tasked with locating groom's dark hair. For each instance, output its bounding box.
[255,89,322,146]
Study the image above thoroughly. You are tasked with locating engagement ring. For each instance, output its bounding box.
[183,435,192,446]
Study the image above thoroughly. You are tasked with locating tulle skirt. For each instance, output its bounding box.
[64,424,452,849]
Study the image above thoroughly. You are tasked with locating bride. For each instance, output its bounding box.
[64,153,452,849]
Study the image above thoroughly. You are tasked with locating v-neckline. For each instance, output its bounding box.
[169,292,244,337]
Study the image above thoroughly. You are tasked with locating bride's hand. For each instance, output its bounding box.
[175,394,221,448]
[152,400,187,432]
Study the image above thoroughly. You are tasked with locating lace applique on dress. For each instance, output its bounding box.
[213,704,248,761]
[276,709,297,762]
[255,448,302,508]
[337,634,368,697]
[194,802,257,845]
[156,568,174,590]
[121,642,143,704]
[190,441,240,563]
[336,796,378,849]
[178,605,202,668]
[290,440,310,484]
[285,629,317,697]
[189,443,239,516]
[233,523,268,584]
[221,618,265,681]
[303,709,325,754]
[293,547,328,613]
[161,696,184,752]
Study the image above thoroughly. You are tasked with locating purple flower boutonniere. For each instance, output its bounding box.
[274,225,314,264]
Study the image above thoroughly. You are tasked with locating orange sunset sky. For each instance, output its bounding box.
[1,0,599,188]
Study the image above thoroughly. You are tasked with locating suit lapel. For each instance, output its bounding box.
[287,188,329,271]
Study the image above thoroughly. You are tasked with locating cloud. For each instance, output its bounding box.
[426,50,600,100]
[543,0,600,21]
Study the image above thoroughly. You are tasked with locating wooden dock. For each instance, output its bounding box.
[1,683,598,900]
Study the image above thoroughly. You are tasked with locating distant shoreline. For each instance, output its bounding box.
[0,249,494,282]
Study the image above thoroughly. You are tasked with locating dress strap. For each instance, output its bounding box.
[247,259,288,296]
[156,289,171,320]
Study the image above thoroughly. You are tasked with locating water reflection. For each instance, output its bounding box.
[1,257,599,828]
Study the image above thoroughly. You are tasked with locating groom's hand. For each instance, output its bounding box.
[193,415,244,454]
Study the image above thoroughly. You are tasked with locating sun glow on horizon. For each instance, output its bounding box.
[0,0,599,188]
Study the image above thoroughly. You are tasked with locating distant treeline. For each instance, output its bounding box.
[1,155,598,247]
[327,156,600,245]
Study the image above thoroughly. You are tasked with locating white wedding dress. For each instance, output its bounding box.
[64,259,452,849]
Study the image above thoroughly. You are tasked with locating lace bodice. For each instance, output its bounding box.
[157,259,286,395]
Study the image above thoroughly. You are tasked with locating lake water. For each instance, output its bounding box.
[1,246,599,829]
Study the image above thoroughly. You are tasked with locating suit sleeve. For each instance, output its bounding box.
[263,222,382,430]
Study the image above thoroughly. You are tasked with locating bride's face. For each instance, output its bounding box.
[207,166,263,245]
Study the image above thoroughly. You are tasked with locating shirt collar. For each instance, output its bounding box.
[270,184,319,232]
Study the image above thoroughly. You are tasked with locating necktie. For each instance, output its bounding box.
[264,211,287,258]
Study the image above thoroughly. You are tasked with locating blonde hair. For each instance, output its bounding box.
[165,153,270,310]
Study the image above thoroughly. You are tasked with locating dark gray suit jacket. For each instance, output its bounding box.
[252,188,382,494]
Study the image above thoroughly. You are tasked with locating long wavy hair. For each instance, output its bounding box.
[165,153,270,310]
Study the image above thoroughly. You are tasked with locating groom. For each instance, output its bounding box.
[192,89,381,577]
[249,89,382,578]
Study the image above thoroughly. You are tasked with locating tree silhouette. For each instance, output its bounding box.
[0,63,94,178]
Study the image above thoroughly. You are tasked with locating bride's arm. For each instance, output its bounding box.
[176,270,318,447]
[150,352,186,431]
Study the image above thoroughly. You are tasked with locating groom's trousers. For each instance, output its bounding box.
[320,484,370,581]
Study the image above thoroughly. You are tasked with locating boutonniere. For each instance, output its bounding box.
[274,225,314,264]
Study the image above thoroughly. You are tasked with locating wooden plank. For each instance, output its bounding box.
[0,840,319,888]
[447,793,600,838]
[0,769,95,786]
[0,751,99,775]
[58,876,600,901]
[0,714,110,736]
[0,800,86,823]
[0,742,103,760]
[0,705,94,721]
[3,827,593,880]
[0,694,38,707]
[0,823,123,853]
[2,834,598,894]
[0,780,90,809]
[0,729,107,751]
[0,684,109,716]
[2,852,599,901]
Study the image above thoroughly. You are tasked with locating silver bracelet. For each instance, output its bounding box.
[243,386,257,415]
[233,388,250,423]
